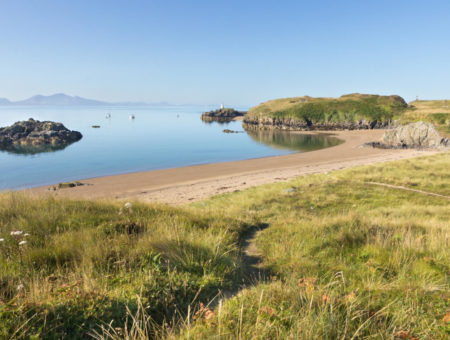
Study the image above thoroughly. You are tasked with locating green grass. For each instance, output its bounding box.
[0,152,449,338]
[247,93,408,124]
[402,100,450,136]
[182,152,450,339]
[0,199,253,338]
[247,95,450,135]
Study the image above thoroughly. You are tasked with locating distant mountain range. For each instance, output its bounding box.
[0,93,171,106]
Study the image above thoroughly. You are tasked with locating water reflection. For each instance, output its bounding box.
[0,143,73,156]
[245,129,343,152]
[201,118,235,125]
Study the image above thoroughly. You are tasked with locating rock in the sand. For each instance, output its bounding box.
[0,118,82,152]
[366,121,449,149]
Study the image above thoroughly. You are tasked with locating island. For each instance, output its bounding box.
[0,118,82,153]
[201,107,246,122]
[243,93,408,130]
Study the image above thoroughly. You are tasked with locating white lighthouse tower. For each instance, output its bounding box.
[220,103,224,109]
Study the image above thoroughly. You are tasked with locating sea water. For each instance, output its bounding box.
[0,105,341,190]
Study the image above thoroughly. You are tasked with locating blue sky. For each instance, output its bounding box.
[0,0,449,106]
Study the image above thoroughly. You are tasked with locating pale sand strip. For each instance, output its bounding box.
[29,130,439,204]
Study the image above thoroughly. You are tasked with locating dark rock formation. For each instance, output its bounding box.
[364,121,449,149]
[201,108,246,122]
[243,116,393,131]
[0,118,82,153]
[223,129,244,133]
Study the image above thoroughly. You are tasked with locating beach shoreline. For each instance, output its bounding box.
[28,129,439,204]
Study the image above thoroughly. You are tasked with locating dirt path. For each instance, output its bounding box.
[240,224,271,284]
[366,182,450,200]
[210,224,270,310]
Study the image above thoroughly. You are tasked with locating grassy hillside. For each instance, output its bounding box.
[1,152,449,338]
[403,100,450,136]
[246,94,408,124]
[0,199,251,338]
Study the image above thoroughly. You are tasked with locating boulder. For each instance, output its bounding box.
[0,118,82,151]
[366,121,449,149]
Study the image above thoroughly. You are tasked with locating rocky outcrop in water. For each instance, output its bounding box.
[201,108,246,122]
[0,119,82,152]
[243,116,392,131]
[223,129,244,133]
[365,121,449,149]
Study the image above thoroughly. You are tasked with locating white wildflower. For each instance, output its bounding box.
[10,230,23,236]
[16,284,24,291]
[19,240,27,246]
[24,233,30,237]
[124,202,133,209]
[0,238,4,242]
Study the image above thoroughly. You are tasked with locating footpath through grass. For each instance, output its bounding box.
[0,152,449,339]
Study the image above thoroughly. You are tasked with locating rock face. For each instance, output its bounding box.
[0,119,82,151]
[201,108,246,122]
[243,116,392,131]
[367,121,449,149]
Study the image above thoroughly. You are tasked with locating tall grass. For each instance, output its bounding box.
[0,152,449,338]
[181,152,450,339]
[0,197,251,338]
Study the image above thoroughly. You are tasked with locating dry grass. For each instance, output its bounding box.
[403,100,450,136]
[0,152,449,338]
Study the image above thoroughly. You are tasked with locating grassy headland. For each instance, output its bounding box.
[244,94,408,130]
[245,94,450,135]
[0,152,449,338]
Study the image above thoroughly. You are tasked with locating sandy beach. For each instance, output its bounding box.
[29,129,437,204]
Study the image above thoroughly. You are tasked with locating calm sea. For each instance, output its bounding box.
[0,106,341,190]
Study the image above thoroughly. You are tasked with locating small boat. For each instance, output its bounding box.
[129,114,135,120]
[105,113,111,118]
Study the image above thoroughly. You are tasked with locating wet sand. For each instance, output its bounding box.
[29,130,437,204]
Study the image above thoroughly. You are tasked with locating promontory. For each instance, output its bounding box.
[243,93,408,130]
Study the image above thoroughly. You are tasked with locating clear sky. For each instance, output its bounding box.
[0,0,449,106]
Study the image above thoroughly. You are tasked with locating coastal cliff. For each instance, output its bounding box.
[243,94,407,130]
[243,116,393,130]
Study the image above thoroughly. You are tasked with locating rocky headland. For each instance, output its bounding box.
[364,121,449,149]
[243,94,407,131]
[0,118,82,153]
[201,108,246,122]
[243,116,393,131]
